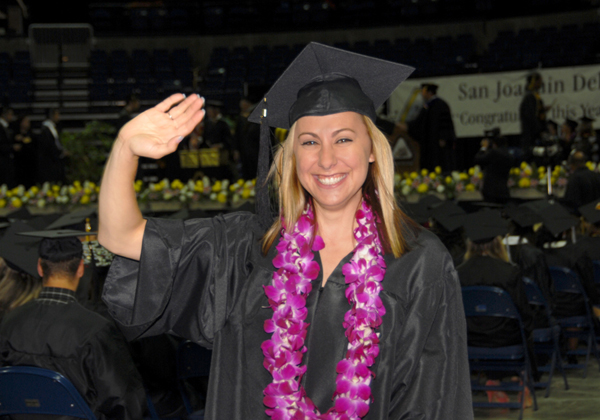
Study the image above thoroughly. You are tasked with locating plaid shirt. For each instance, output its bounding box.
[37,287,78,305]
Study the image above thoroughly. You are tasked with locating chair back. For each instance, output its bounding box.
[593,260,600,285]
[548,266,586,298]
[522,276,553,322]
[462,286,521,320]
[0,366,97,419]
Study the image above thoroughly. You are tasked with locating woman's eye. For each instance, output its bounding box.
[337,138,352,143]
[301,140,317,146]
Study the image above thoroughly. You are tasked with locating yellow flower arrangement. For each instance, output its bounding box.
[435,166,442,174]
[465,183,476,192]
[518,177,531,188]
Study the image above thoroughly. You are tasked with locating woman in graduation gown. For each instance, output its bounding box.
[99,43,473,420]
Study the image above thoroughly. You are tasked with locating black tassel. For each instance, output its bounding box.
[256,99,271,231]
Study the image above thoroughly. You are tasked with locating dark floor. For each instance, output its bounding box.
[472,361,600,419]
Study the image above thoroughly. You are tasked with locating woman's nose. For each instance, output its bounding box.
[318,144,337,170]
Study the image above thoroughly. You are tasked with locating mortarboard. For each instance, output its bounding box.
[484,127,500,139]
[429,201,466,232]
[463,210,509,243]
[18,230,88,264]
[246,42,414,229]
[505,204,542,229]
[538,202,577,237]
[522,199,551,214]
[580,116,595,124]
[44,208,97,231]
[6,207,33,221]
[401,202,429,224]
[564,119,578,131]
[578,200,600,225]
[0,221,40,278]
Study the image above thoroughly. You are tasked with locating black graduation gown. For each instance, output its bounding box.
[519,91,545,152]
[102,212,474,420]
[542,243,600,317]
[474,147,515,204]
[511,243,555,328]
[407,97,456,172]
[561,167,600,214]
[457,255,534,348]
[0,295,146,420]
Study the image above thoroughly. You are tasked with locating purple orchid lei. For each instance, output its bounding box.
[262,200,387,420]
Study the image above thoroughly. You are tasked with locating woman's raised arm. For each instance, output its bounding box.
[98,94,205,260]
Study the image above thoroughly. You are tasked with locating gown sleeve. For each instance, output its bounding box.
[102,212,258,347]
[388,265,473,420]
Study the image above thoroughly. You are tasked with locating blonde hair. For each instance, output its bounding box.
[464,236,509,263]
[0,264,42,321]
[261,114,417,257]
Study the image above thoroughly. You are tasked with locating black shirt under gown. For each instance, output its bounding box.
[102,212,474,420]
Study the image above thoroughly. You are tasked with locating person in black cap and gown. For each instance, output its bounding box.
[401,83,456,172]
[99,43,473,419]
[559,118,578,162]
[0,229,146,420]
[562,151,600,214]
[519,72,550,161]
[474,128,515,204]
[457,210,536,405]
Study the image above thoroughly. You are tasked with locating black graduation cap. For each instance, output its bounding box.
[402,201,429,224]
[484,127,500,139]
[44,208,97,231]
[580,115,595,124]
[0,221,40,278]
[18,230,87,264]
[505,204,542,229]
[6,207,33,221]
[27,213,63,231]
[248,42,414,129]
[430,201,466,232]
[578,200,600,225]
[522,199,551,214]
[246,42,414,229]
[418,194,443,208]
[538,202,578,237]
[564,118,578,131]
[463,210,509,243]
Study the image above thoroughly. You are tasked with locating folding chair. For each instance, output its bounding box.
[548,266,600,377]
[522,276,569,396]
[0,366,96,419]
[462,286,538,420]
[177,340,212,418]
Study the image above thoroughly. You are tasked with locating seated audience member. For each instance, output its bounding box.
[0,231,146,420]
[576,199,600,294]
[0,259,41,323]
[559,118,578,162]
[457,210,535,405]
[505,204,555,328]
[572,116,598,163]
[562,151,600,214]
[533,201,600,318]
[428,201,467,268]
[474,128,515,204]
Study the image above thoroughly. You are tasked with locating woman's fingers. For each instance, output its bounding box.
[155,93,187,113]
[176,109,205,138]
[168,94,203,120]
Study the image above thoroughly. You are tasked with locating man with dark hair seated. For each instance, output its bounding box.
[0,232,146,420]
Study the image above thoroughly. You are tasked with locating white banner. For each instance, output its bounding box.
[388,64,600,138]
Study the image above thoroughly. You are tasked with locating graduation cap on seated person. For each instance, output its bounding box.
[462,210,509,244]
[564,119,578,132]
[505,204,542,229]
[44,208,98,231]
[399,195,443,224]
[578,200,600,225]
[484,127,501,139]
[0,221,41,278]
[538,202,578,237]
[429,201,466,232]
[247,42,414,229]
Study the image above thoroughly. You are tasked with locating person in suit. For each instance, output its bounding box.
[0,106,16,187]
[474,128,515,204]
[37,108,66,184]
[403,83,457,172]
